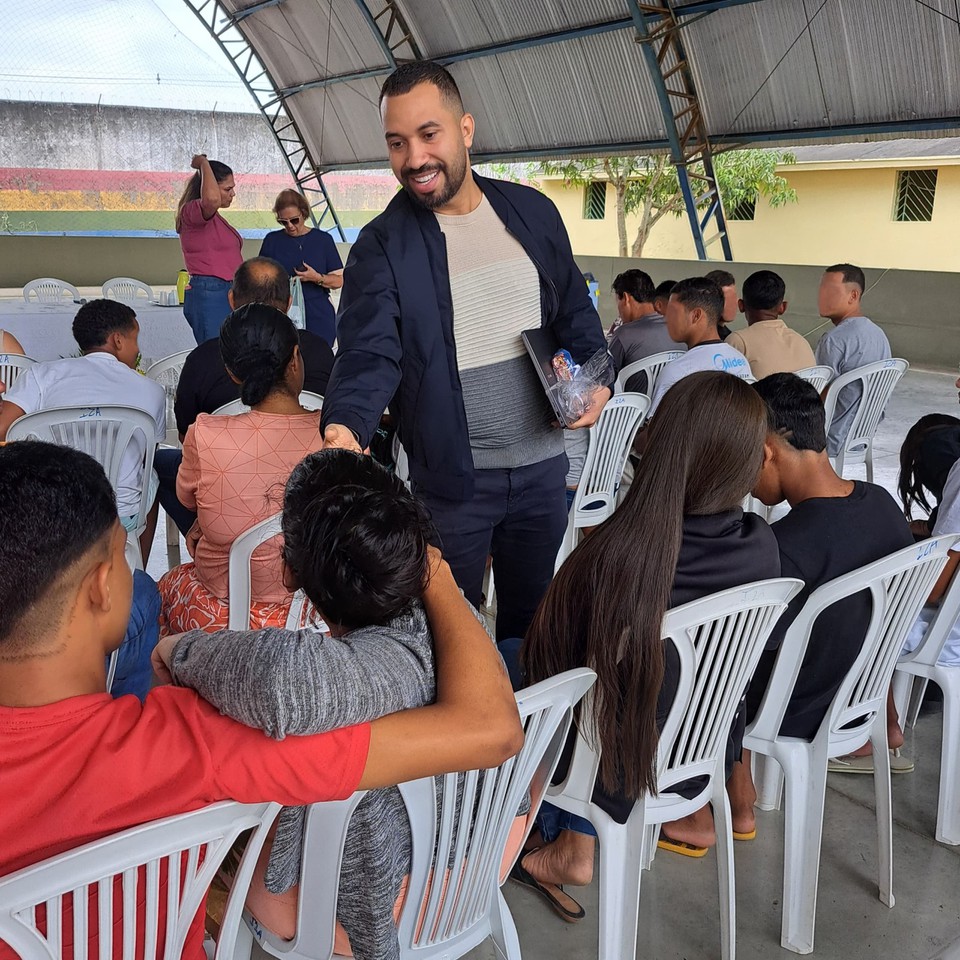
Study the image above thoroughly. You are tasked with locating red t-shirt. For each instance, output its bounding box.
[0,687,370,960]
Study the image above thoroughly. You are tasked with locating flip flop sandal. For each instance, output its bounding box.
[732,828,757,841]
[657,828,709,858]
[509,849,586,923]
[828,748,915,775]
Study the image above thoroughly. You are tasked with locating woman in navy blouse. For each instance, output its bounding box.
[259,189,344,346]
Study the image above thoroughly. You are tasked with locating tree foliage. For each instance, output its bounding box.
[536,150,798,257]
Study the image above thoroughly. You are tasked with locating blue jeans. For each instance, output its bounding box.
[154,448,196,536]
[109,570,162,701]
[417,453,568,643]
[183,275,231,344]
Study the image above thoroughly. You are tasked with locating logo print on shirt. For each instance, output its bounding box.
[713,353,747,373]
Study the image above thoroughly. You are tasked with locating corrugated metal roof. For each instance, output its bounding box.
[790,137,960,162]
[218,0,960,169]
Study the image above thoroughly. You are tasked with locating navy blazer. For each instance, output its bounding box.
[321,173,609,502]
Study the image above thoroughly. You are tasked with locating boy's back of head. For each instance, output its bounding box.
[0,441,119,658]
[742,270,787,312]
[753,373,827,454]
[282,450,432,630]
[72,299,137,352]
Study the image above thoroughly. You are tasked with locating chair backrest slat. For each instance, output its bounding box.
[281,670,595,960]
[823,359,908,467]
[571,392,649,528]
[0,802,279,960]
[102,278,153,303]
[615,350,684,394]
[794,365,835,393]
[7,405,160,535]
[546,581,800,818]
[23,278,80,304]
[750,536,958,744]
[0,354,38,391]
[227,512,325,632]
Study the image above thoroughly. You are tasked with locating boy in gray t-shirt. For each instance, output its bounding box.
[814,263,892,456]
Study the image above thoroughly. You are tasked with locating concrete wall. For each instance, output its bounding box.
[0,101,288,174]
[578,255,960,373]
[543,163,960,272]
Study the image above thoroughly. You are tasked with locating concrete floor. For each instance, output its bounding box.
[152,367,960,960]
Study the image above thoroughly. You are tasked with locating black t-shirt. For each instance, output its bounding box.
[746,481,914,740]
[174,331,334,436]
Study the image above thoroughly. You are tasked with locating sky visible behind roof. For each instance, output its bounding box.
[0,0,257,113]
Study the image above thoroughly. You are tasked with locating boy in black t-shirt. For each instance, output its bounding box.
[727,374,913,838]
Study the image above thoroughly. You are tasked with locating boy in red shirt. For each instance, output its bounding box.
[0,440,521,960]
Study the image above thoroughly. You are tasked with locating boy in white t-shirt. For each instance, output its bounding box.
[647,276,752,417]
[0,299,166,563]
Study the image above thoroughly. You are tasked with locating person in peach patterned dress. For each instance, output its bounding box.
[159,303,322,633]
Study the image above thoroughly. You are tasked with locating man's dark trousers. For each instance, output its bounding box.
[417,453,568,643]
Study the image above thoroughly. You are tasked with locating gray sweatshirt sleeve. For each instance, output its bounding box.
[169,608,435,739]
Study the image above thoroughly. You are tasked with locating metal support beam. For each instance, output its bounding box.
[229,0,286,23]
[182,0,346,240]
[629,0,733,261]
[353,0,423,65]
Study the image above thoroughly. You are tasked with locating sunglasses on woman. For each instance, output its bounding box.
[277,216,302,226]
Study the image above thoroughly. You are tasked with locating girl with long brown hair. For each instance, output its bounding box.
[515,370,780,919]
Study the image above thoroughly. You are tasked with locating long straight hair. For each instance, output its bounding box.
[175,159,233,233]
[522,371,769,799]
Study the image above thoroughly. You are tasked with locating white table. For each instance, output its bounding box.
[0,300,196,364]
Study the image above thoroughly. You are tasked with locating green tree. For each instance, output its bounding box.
[537,149,798,258]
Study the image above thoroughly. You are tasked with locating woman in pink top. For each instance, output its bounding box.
[176,155,243,345]
[159,303,322,634]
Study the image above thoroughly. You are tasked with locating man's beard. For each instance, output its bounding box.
[402,150,468,210]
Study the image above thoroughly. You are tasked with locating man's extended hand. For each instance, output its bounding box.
[322,423,363,453]
[566,386,612,430]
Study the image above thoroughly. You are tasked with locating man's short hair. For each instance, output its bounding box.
[654,280,676,301]
[612,269,655,305]
[231,257,290,312]
[753,373,827,453]
[72,299,136,352]
[671,277,724,326]
[0,441,117,650]
[379,61,464,115]
[742,270,786,311]
[705,269,736,290]
[824,262,865,293]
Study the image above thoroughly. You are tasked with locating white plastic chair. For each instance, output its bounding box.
[794,364,835,394]
[22,278,80,304]
[746,535,959,954]
[213,390,324,416]
[7,405,160,562]
[227,513,324,632]
[0,800,280,960]
[823,358,908,481]
[240,668,597,960]
[892,557,960,845]
[556,392,649,570]
[0,353,37,390]
[614,349,684,395]
[147,350,193,563]
[101,277,154,303]
[548,578,803,960]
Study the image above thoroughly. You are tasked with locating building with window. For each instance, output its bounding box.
[539,139,960,271]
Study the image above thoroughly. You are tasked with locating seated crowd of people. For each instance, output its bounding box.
[0,58,951,958]
[1,240,953,954]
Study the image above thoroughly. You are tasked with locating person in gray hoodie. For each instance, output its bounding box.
[166,449,467,960]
